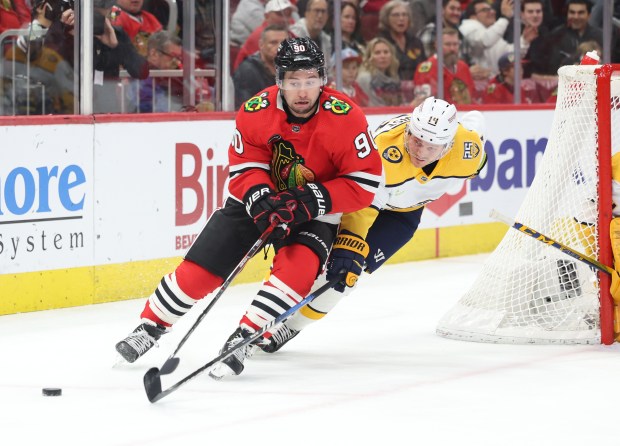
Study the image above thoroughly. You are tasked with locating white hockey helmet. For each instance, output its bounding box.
[408,97,458,146]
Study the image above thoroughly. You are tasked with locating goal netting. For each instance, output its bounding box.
[436,64,620,345]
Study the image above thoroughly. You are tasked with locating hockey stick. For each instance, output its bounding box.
[490,209,614,275]
[143,272,345,403]
[158,221,278,376]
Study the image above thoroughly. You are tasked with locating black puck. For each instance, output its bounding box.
[42,388,62,396]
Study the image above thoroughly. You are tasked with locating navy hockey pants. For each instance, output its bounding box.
[364,207,424,273]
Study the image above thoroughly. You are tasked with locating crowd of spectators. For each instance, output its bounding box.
[1,0,619,114]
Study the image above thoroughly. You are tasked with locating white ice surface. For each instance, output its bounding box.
[1,254,619,446]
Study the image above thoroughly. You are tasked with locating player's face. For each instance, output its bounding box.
[522,3,543,27]
[405,133,446,167]
[567,4,589,32]
[281,69,322,118]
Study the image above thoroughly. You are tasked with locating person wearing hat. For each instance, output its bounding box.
[482,52,542,104]
[327,47,368,106]
[233,0,296,71]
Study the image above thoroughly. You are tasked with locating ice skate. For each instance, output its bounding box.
[115,321,167,363]
[259,324,299,353]
[209,327,257,380]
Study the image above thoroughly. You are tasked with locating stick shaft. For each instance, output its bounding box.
[490,209,614,275]
[145,274,343,403]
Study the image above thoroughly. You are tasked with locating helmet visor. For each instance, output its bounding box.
[277,69,325,90]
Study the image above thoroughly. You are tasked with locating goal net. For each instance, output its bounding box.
[436,64,620,345]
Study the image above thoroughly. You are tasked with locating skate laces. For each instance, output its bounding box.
[227,331,256,361]
[125,326,159,355]
[271,324,297,345]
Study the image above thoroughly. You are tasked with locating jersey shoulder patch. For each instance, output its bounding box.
[418,61,432,73]
[382,145,404,163]
[322,95,353,115]
[243,91,271,112]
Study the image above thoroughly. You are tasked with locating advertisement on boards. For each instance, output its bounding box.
[94,119,235,264]
[0,124,94,274]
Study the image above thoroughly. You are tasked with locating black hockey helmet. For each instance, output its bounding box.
[275,37,327,87]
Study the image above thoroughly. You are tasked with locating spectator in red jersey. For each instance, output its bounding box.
[233,0,295,72]
[328,47,368,106]
[377,0,426,80]
[413,27,475,106]
[110,0,163,57]
[0,0,30,34]
[482,52,542,104]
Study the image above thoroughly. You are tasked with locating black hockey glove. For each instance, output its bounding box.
[275,182,332,226]
[327,231,369,293]
[243,184,293,239]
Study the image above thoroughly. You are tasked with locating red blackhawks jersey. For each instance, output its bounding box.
[414,57,475,105]
[228,85,383,225]
[110,6,163,57]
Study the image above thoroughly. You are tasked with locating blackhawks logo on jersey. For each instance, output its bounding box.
[322,96,352,115]
[418,61,432,73]
[244,92,270,112]
[270,136,316,191]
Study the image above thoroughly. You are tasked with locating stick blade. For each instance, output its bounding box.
[159,357,180,375]
[143,367,163,403]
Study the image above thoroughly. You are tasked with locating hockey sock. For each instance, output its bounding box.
[240,244,319,331]
[141,260,224,326]
[286,273,352,332]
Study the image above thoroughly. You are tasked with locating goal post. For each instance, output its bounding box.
[436,64,620,345]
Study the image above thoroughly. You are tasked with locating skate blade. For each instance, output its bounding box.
[208,362,236,381]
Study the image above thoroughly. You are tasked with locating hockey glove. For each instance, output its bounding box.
[243,184,294,239]
[275,182,332,226]
[327,231,369,293]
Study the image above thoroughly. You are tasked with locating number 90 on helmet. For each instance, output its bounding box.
[408,97,458,146]
[274,38,327,88]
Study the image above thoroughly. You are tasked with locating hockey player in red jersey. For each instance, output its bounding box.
[115,37,383,377]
